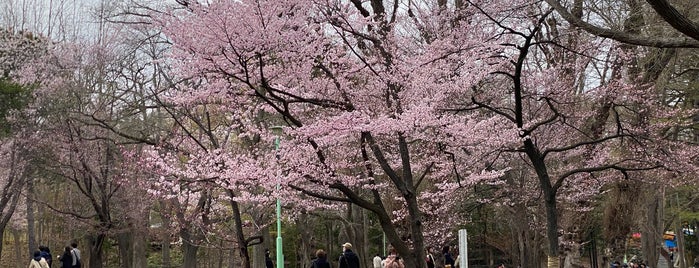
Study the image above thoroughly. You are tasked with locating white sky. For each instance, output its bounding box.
[0,0,106,41]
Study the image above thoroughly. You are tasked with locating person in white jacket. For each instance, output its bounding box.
[29,251,50,268]
[373,254,383,268]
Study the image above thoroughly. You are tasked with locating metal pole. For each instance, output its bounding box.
[459,229,468,268]
[274,136,284,268]
[383,232,386,257]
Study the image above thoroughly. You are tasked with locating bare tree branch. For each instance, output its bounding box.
[544,0,699,48]
[645,0,699,41]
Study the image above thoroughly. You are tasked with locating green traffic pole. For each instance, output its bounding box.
[276,195,283,268]
[274,136,284,268]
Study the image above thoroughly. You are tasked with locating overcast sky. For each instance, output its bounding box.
[0,0,110,41]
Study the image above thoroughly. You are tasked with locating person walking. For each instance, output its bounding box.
[265,249,274,268]
[39,246,52,268]
[57,247,73,268]
[425,247,435,268]
[310,249,331,268]
[70,242,81,268]
[338,243,360,268]
[28,250,50,268]
[373,254,383,268]
[443,246,455,268]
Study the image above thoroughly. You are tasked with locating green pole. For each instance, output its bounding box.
[274,136,284,268]
[383,232,386,257]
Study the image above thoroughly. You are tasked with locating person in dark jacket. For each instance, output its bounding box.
[58,246,73,268]
[39,246,52,267]
[339,243,360,268]
[310,249,331,268]
[39,246,53,268]
[443,246,455,268]
[265,249,274,268]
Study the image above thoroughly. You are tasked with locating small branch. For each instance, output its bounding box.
[542,134,631,158]
[287,184,351,203]
[553,163,663,190]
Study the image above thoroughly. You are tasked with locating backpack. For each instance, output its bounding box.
[40,251,52,267]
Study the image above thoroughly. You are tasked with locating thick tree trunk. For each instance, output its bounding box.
[675,222,688,268]
[117,232,134,268]
[228,190,251,268]
[405,194,427,268]
[351,204,369,268]
[0,145,23,260]
[13,228,22,268]
[181,229,200,268]
[525,142,560,265]
[511,205,543,268]
[253,227,271,268]
[297,215,313,267]
[131,220,150,268]
[544,191,559,259]
[603,182,634,264]
[642,189,663,268]
[88,234,107,268]
[0,211,11,259]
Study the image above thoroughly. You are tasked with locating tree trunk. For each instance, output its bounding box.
[253,227,271,268]
[26,177,36,256]
[181,229,199,268]
[603,182,634,264]
[676,222,687,268]
[404,194,427,268]
[0,143,23,260]
[88,234,107,268]
[350,204,369,268]
[228,190,251,268]
[642,188,663,268]
[544,191,560,264]
[13,228,22,268]
[133,226,148,268]
[297,214,313,267]
[161,206,172,268]
[228,248,236,268]
[117,232,134,268]
[511,204,543,268]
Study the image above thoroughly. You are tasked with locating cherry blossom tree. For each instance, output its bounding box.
[0,27,49,260]
[19,31,157,267]
[0,138,26,259]
[459,1,699,266]
[158,1,514,267]
[544,1,698,266]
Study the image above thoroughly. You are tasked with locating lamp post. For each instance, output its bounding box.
[270,126,284,268]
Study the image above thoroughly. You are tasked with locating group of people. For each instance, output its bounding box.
[299,242,505,268]
[28,242,81,268]
[610,261,648,268]
[371,249,405,268]
[305,242,403,268]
